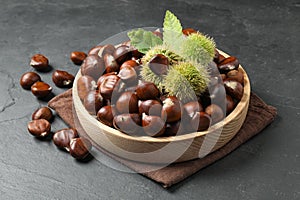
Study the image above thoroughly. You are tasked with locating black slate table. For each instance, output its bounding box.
[0,0,299,199]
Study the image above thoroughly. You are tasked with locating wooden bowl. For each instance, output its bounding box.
[72,50,251,164]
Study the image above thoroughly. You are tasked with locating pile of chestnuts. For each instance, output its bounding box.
[77,30,245,137]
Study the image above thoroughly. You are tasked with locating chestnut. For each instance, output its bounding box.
[190,112,211,131]
[113,113,141,135]
[83,91,104,115]
[88,45,103,55]
[52,70,74,88]
[98,44,116,58]
[31,81,52,98]
[96,72,117,88]
[165,120,186,136]
[115,91,138,114]
[104,54,119,73]
[97,105,117,127]
[142,114,166,137]
[120,60,138,69]
[226,94,235,115]
[226,69,244,84]
[182,101,203,119]
[69,138,92,160]
[70,51,87,65]
[99,74,120,100]
[32,107,53,121]
[136,81,160,100]
[205,104,224,124]
[20,72,41,90]
[77,75,97,101]
[53,128,79,151]
[217,56,239,73]
[113,45,132,65]
[81,55,105,80]
[118,66,137,86]
[161,96,182,123]
[27,119,51,138]
[148,54,169,75]
[30,54,49,71]
[182,28,197,36]
[139,100,162,116]
[223,79,244,101]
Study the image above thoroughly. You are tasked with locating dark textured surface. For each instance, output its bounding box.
[0,0,299,199]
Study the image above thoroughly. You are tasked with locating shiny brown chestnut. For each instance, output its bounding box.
[27,119,51,137]
[97,105,117,127]
[226,69,244,84]
[148,54,169,75]
[83,90,104,115]
[120,60,139,69]
[165,120,185,136]
[52,70,74,88]
[183,101,203,119]
[20,72,41,90]
[115,91,138,114]
[70,51,87,65]
[118,66,137,86]
[190,112,211,131]
[31,81,52,98]
[113,45,132,65]
[99,74,120,100]
[205,104,224,124]
[30,54,49,71]
[142,115,166,137]
[136,81,160,100]
[88,45,103,55]
[161,96,182,123]
[139,100,162,116]
[113,113,141,135]
[182,28,197,36]
[217,56,239,73]
[53,128,78,151]
[104,54,119,73]
[98,44,116,58]
[32,107,53,121]
[223,79,244,101]
[69,138,92,160]
[77,75,97,101]
[81,55,105,80]
[226,94,235,115]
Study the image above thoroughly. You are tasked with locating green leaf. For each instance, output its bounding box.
[127,28,163,54]
[163,10,184,52]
